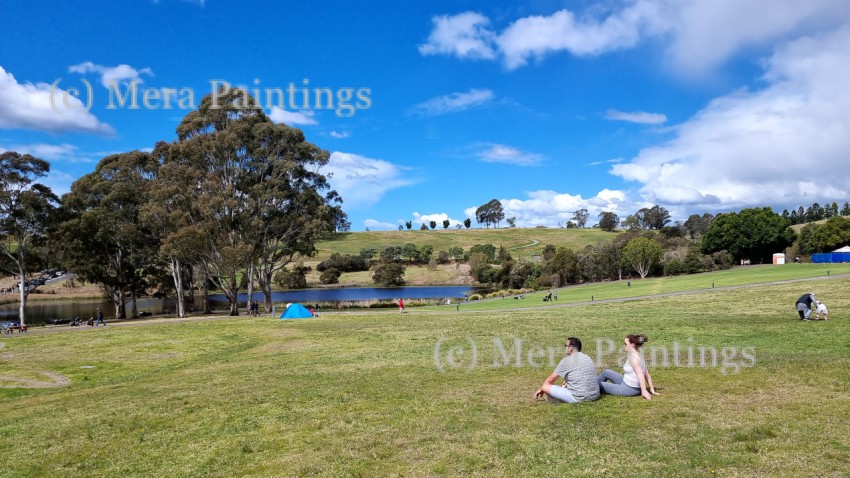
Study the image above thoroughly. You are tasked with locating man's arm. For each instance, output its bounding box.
[534,372,561,399]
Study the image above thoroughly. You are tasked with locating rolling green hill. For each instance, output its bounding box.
[313,227,618,262]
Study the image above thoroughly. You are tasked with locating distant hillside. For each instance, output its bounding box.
[313,227,617,262]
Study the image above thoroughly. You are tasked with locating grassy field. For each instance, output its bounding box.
[306,227,616,286]
[313,228,617,262]
[435,263,850,311]
[2,270,849,476]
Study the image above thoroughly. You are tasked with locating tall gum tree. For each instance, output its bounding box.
[167,88,344,315]
[59,151,159,319]
[0,152,59,326]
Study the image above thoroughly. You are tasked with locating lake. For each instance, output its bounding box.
[1,285,484,324]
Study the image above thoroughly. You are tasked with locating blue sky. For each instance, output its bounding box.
[2,0,850,230]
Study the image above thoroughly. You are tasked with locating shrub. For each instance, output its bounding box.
[274,264,311,289]
[371,262,405,287]
[319,268,342,285]
[468,294,482,301]
[317,253,369,272]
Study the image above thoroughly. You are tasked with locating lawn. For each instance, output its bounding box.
[1,274,849,476]
[436,263,850,311]
[313,228,617,262]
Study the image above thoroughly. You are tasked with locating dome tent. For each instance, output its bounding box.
[280,303,313,319]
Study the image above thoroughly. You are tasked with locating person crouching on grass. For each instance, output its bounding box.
[597,334,659,400]
[534,337,600,404]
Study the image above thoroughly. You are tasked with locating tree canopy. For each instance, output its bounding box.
[701,207,795,263]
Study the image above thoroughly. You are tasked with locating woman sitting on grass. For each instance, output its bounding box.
[597,334,659,400]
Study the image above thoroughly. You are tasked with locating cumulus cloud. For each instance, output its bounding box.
[324,152,414,209]
[269,107,318,125]
[69,62,154,89]
[364,219,399,230]
[464,189,636,228]
[476,143,542,166]
[330,130,350,139]
[0,66,114,134]
[413,88,495,116]
[611,25,850,212]
[605,109,667,124]
[420,1,850,74]
[412,212,464,227]
[418,12,496,60]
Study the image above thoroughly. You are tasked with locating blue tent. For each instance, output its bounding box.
[280,303,313,319]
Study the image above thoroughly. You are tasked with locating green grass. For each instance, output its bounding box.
[2,273,850,476]
[314,228,617,262]
[435,263,850,311]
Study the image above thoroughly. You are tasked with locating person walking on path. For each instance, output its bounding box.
[398,298,406,313]
[95,308,106,326]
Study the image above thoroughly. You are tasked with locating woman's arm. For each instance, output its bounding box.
[644,368,659,395]
[630,354,652,400]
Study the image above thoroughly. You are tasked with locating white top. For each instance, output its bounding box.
[817,303,828,313]
[623,352,647,388]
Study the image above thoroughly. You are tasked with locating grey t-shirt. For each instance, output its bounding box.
[554,351,600,401]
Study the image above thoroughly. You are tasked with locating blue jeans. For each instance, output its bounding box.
[797,303,812,320]
[597,369,641,396]
[547,385,579,403]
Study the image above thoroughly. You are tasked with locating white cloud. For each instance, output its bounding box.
[611,25,850,213]
[364,219,398,231]
[324,152,414,209]
[413,88,495,116]
[476,143,542,166]
[464,189,636,228]
[330,130,350,139]
[412,212,464,227]
[605,109,667,124]
[0,66,114,134]
[421,2,850,74]
[269,107,318,125]
[418,12,496,60]
[69,62,154,89]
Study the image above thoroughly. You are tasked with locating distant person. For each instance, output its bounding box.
[398,298,405,313]
[95,308,105,326]
[597,334,659,400]
[816,301,829,321]
[796,292,817,321]
[554,290,558,301]
[534,337,600,404]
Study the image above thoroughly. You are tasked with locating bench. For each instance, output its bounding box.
[3,325,28,334]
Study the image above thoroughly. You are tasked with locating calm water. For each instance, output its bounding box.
[1,286,482,324]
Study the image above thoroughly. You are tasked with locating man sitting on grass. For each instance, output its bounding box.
[534,337,600,404]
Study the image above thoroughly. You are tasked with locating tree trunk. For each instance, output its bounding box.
[202,265,211,314]
[17,268,27,326]
[112,288,127,319]
[261,262,273,313]
[170,256,186,318]
[246,263,254,315]
[227,272,239,316]
[186,266,195,311]
[131,289,139,318]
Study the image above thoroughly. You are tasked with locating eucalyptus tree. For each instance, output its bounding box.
[245,120,344,312]
[59,150,160,319]
[0,152,59,325]
[166,88,344,315]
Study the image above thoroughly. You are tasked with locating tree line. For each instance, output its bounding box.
[0,88,347,325]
